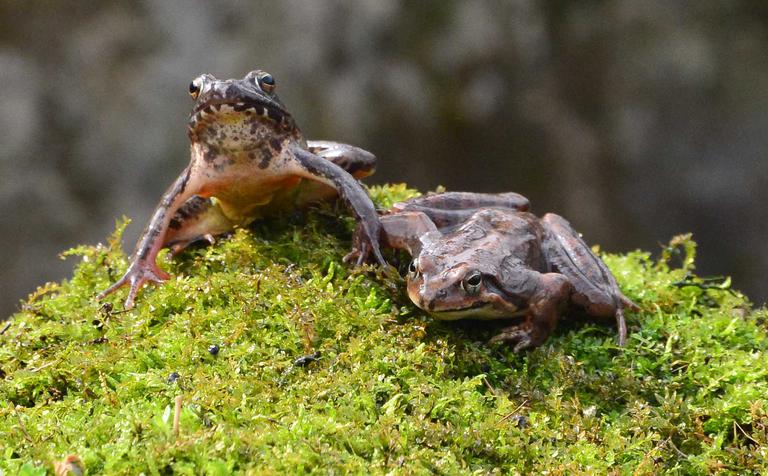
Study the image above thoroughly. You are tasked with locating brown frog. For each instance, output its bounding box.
[99,70,385,308]
[349,192,637,351]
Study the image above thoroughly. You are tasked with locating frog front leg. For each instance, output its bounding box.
[289,147,386,265]
[98,166,203,308]
[375,211,439,255]
[488,266,573,352]
[343,211,429,265]
[540,213,638,345]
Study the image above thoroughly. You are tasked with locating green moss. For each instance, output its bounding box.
[1,185,767,474]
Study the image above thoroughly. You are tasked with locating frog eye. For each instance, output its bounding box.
[407,258,420,278]
[188,78,202,100]
[461,271,483,295]
[259,74,276,93]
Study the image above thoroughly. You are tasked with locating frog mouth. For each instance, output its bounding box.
[428,303,523,321]
[189,100,295,131]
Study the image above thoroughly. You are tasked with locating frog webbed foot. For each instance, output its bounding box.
[342,228,399,283]
[489,324,537,353]
[342,227,371,266]
[97,259,170,309]
[489,301,561,353]
[291,147,387,266]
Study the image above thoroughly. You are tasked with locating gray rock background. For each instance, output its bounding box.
[1,1,767,318]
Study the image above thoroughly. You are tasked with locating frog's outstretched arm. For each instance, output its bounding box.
[540,213,638,346]
[379,211,438,255]
[291,147,386,265]
[98,166,200,309]
[344,210,438,265]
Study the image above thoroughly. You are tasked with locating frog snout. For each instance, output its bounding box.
[421,288,448,311]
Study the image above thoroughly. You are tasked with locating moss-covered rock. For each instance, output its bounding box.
[1,185,767,474]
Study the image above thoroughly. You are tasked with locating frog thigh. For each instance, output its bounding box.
[393,192,530,228]
[540,213,625,314]
[289,147,385,265]
[164,196,236,254]
[306,140,376,179]
[290,141,377,207]
[395,191,530,212]
[540,213,633,344]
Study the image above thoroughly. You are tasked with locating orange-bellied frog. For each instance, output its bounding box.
[99,69,385,308]
[348,192,637,351]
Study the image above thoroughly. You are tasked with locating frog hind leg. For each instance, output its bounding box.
[393,192,530,229]
[164,196,236,255]
[289,147,385,265]
[540,213,637,345]
[287,141,378,207]
[306,140,377,180]
[489,272,572,352]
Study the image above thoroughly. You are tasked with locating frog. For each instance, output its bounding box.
[98,69,385,309]
[348,192,637,351]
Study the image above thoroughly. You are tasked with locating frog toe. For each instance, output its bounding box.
[342,242,368,266]
[97,262,170,309]
[622,295,640,312]
[358,225,386,265]
[489,328,534,353]
[615,308,627,346]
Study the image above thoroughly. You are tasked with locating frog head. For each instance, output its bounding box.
[186,70,298,150]
[406,223,524,321]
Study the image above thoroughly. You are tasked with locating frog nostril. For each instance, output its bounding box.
[423,289,447,311]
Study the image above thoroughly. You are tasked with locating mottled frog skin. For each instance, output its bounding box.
[351,192,637,351]
[99,70,384,308]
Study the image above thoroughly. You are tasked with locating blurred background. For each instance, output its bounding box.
[1,1,767,318]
